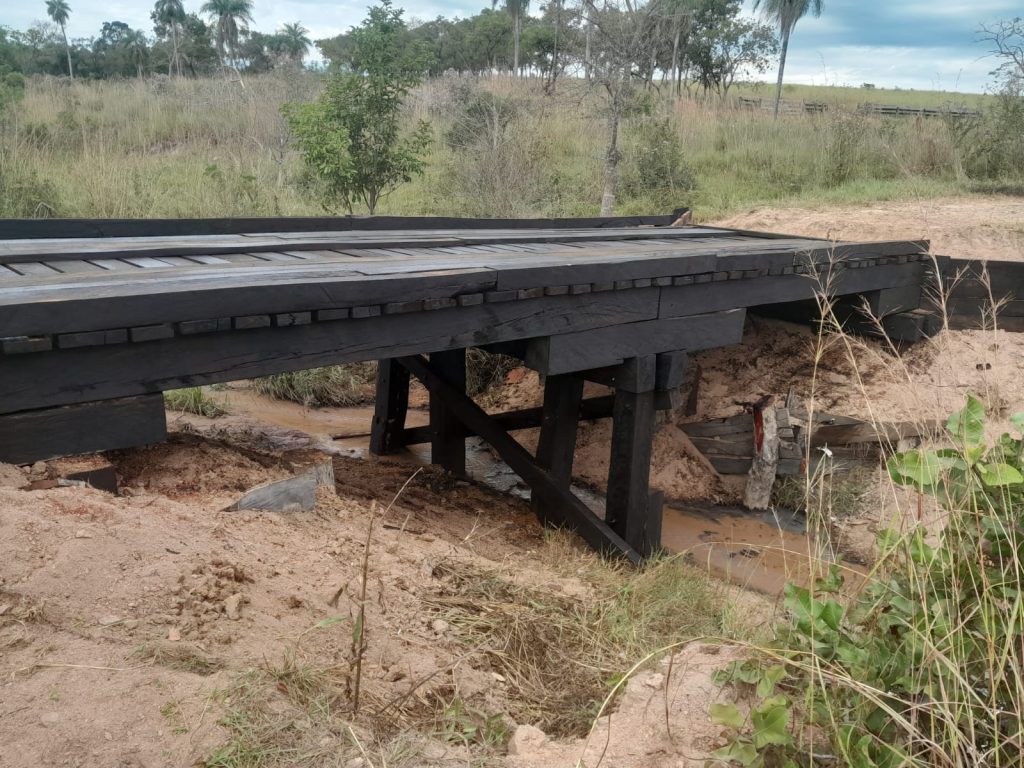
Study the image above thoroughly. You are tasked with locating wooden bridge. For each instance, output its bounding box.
[0,213,954,562]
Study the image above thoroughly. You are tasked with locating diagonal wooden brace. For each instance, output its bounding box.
[396,354,642,565]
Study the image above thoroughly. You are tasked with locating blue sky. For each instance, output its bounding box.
[2,0,1016,92]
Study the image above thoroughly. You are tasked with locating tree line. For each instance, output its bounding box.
[0,0,826,102]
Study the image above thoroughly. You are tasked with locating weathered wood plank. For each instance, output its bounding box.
[532,374,585,525]
[526,309,746,376]
[0,289,660,414]
[369,359,410,455]
[428,349,467,476]
[606,386,661,557]
[0,395,166,464]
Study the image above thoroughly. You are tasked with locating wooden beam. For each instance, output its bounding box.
[369,359,410,455]
[396,355,641,564]
[606,385,661,557]
[0,289,659,415]
[532,374,585,525]
[428,349,467,476]
[0,395,166,464]
[526,309,745,376]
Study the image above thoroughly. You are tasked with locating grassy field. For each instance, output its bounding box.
[0,73,1010,223]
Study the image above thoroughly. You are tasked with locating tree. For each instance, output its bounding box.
[753,0,823,119]
[200,0,254,68]
[153,0,185,76]
[689,11,777,97]
[278,22,311,63]
[497,0,529,74]
[283,0,431,214]
[580,0,665,215]
[45,0,74,78]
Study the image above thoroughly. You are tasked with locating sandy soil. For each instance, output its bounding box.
[0,434,745,768]
[714,194,1024,262]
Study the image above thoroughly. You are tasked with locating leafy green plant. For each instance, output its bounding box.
[282,0,431,214]
[710,396,1024,768]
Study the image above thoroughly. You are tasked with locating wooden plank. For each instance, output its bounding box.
[0,395,166,464]
[655,351,688,391]
[579,356,656,393]
[0,267,495,337]
[397,354,641,564]
[369,359,410,455]
[526,309,746,376]
[532,374,585,521]
[0,288,660,416]
[0,213,679,240]
[428,349,467,476]
[7,261,60,276]
[606,386,661,557]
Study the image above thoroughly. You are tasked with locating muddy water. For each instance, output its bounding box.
[217,386,854,594]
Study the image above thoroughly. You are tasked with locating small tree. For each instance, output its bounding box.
[284,0,431,214]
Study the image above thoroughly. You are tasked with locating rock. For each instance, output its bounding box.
[224,593,244,620]
[0,603,11,616]
[167,627,182,642]
[227,462,334,513]
[344,758,365,768]
[39,712,60,726]
[507,724,547,756]
[98,615,121,626]
[430,618,449,635]
[123,619,140,630]
[75,530,93,539]
[643,672,665,690]
[31,461,47,475]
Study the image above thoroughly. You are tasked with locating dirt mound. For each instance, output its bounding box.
[713,195,1024,262]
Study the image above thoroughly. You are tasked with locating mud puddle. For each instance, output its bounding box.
[217,387,850,594]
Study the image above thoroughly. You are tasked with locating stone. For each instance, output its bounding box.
[39,712,60,726]
[507,724,547,756]
[643,672,665,690]
[167,627,182,642]
[98,615,121,626]
[430,618,449,635]
[75,530,93,539]
[224,593,244,621]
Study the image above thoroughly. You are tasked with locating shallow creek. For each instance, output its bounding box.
[210,386,854,595]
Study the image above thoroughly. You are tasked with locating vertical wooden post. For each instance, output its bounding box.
[605,379,661,557]
[428,348,467,476]
[370,358,410,455]
[532,373,584,526]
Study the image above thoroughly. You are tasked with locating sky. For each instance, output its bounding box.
[2,0,1017,92]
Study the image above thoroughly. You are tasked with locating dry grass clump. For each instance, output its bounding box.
[427,552,728,737]
[134,641,223,676]
[253,364,378,408]
[164,387,229,418]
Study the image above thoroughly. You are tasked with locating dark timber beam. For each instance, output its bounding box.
[369,359,410,455]
[532,374,585,525]
[0,394,166,465]
[606,379,662,558]
[396,355,641,564]
[428,349,467,476]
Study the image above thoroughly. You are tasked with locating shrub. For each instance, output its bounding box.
[620,117,696,207]
[710,396,1024,768]
[253,364,377,408]
[164,387,228,417]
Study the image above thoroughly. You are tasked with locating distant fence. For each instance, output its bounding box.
[857,103,981,119]
[737,96,827,115]
[735,96,982,120]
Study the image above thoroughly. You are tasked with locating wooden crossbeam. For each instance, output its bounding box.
[396,354,642,565]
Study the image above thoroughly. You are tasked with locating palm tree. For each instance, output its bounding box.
[124,28,149,78]
[45,0,74,79]
[754,0,823,119]
[154,0,186,76]
[492,0,528,75]
[279,22,311,63]
[200,0,254,68]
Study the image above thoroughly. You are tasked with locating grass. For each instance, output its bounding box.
[253,363,377,408]
[2,73,1017,224]
[164,387,229,418]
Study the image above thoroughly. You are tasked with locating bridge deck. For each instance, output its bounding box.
[0,216,932,561]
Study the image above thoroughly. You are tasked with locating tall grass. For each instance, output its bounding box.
[0,73,1004,221]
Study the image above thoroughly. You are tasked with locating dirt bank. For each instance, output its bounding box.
[714,194,1024,262]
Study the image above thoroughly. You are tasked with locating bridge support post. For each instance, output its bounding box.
[370,358,410,455]
[532,373,584,526]
[605,358,663,558]
[428,348,467,476]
